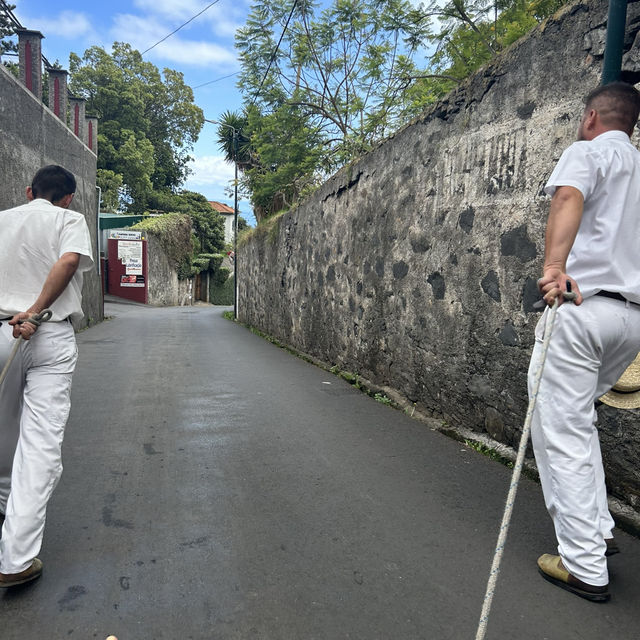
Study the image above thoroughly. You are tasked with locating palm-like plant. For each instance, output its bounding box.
[216,110,253,172]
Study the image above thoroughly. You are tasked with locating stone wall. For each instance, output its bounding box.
[0,64,102,328]
[238,0,640,513]
[144,234,194,306]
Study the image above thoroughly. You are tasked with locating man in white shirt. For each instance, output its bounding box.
[0,165,93,587]
[532,82,640,602]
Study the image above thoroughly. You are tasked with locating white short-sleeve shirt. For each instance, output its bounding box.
[0,198,94,322]
[544,130,640,302]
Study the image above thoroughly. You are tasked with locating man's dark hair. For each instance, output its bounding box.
[31,165,76,203]
[585,82,640,135]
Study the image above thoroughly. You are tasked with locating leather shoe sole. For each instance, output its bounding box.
[537,554,610,602]
[0,558,43,588]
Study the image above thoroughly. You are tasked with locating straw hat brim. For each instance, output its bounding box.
[599,353,640,409]
[599,389,640,409]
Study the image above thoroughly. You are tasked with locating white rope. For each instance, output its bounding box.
[475,298,565,639]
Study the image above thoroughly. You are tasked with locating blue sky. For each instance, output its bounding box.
[11,0,253,221]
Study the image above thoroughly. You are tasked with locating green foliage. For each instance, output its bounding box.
[216,110,253,171]
[374,392,392,406]
[244,103,323,217]
[464,439,514,468]
[211,264,230,286]
[69,43,204,212]
[233,0,431,217]
[229,0,570,216]
[97,169,124,212]
[192,256,212,272]
[0,4,17,60]
[198,253,224,272]
[145,190,225,254]
[426,0,568,82]
[210,271,234,305]
[131,213,193,273]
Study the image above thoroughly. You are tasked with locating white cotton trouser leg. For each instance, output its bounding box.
[0,321,25,514]
[0,321,77,574]
[529,296,640,587]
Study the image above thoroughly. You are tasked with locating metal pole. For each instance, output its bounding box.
[601,0,628,85]
[233,130,238,320]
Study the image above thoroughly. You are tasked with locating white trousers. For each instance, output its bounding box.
[529,296,640,586]
[0,320,77,573]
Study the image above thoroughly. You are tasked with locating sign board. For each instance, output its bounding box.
[121,275,145,288]
[117,241,144,275]
[109,230,143,240]
[107,236,148,304]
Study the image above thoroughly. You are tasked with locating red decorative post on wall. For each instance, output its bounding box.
[69,97,86,140]
[17,29,44,99]
[47,68,68,122]
[85,116,99,155]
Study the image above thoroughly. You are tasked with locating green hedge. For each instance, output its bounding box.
[210,274,234,305]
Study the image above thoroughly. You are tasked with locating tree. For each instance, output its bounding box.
[231,0,570,218]
[97,169,123,212]
[231,0,432,218]
[425,0,567,82]
[0,3,17,66]
[216,110,253,172]
[237,0,432,163]
[145,190,225,254]
[69,43,204,212]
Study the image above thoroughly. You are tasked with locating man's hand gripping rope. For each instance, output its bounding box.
[0,309,52,388]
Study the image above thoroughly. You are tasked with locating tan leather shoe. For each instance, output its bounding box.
[0,558,43,588]
[537,554,609,602]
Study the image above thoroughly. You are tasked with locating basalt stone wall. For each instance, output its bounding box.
[145,233,194,306]
[239,0,640,511]
[0,65,102,328]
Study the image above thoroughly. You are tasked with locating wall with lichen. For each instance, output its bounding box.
[238,0,640,513]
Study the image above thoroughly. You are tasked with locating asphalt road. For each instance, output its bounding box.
[2,301,640,640]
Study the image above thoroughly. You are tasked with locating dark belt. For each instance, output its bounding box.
[595,290,635,304]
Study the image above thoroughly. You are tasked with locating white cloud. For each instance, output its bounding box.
[132,0,245,39]
[14,9,100,43]
[185,155,235,189]
[111,14,238,68]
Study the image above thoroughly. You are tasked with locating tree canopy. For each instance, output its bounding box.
[69,43,205,212]
[145,190,226,255]
[224,0,569,219]
[0,3,17,64]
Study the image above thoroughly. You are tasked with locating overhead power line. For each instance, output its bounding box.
[0,0,52,68]
[191,71,239,90]
[141,0,222,55]
[250,0,299,106]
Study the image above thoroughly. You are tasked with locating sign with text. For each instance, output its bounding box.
[109,230,143,240]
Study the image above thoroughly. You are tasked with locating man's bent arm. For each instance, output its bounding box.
[540,186,584,306]
[10,252,80,338]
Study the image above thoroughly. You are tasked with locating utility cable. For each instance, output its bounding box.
[249,0,298,107]
[141,0,222,55]
[192,71,239,90]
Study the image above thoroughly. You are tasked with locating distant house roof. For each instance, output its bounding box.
[208,201,234,215]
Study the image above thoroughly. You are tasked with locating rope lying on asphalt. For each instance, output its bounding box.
[475,293,575,640]
[0,309,52,388]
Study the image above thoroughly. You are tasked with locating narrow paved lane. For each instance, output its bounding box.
[3,302,640,639]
